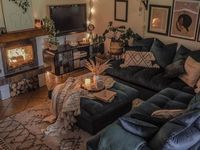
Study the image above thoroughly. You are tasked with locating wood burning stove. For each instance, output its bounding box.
[1,38,38,76]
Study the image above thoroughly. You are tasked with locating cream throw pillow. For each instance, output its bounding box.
[179,56,200,87]
[120,51,160,68]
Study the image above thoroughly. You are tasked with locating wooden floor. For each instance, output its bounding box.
[0,69,89,120]
[0,86,49,120]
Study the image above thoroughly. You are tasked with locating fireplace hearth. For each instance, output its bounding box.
[1,38,38,76]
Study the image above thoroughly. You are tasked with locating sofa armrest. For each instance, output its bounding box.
[149,109,200,150]
[87,135,101,150]
[87,122,152,150]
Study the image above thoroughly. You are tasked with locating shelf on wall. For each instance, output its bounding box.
[0,28,48,44]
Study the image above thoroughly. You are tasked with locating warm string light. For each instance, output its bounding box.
[88,0,96,25]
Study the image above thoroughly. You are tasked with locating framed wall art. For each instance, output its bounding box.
[197,20,200,42]
[114,0,128,22]
[170,0,200,40]
[148,5,171,35]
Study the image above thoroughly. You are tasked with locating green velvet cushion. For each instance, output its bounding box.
[173,45,191,62]
[119,117,159,138]
[98,123,147,150]
[150,39,177,68]
[131,38,154,51]
[173,45,200,62]
[190,50,200,62]
[164,59,185,78]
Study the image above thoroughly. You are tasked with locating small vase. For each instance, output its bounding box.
[93,75,100,87]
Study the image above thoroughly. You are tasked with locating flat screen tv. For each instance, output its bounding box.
[49,4,87,34]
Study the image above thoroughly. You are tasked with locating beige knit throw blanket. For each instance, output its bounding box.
[45,75,115,136]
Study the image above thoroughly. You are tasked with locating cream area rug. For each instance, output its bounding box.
[0,102,91,150]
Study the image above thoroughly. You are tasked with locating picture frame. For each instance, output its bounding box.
[198,26,200,42]
[170,0,200,41]
[114,0,128,22]
[148,5,171,35]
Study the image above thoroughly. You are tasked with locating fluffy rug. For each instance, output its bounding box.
[0,102,91,150]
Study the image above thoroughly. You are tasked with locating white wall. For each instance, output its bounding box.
[93,0,144,36]
[1,0,34,32]
[0,1,5,27]
[93,0,200,50]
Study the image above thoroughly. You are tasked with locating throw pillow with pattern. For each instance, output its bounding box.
[120,51,160,68]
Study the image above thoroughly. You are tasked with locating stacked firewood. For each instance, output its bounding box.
[10,76,39,97]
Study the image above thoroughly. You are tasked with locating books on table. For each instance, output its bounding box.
[93,90,117,103]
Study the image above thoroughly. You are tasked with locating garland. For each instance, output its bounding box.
[8,0,30,13]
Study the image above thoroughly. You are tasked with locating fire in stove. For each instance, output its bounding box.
[1,38,38,76]
[7,45,34,69]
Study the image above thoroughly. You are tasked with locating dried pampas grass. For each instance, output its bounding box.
[85,59,111,75]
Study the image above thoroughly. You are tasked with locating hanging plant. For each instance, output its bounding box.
[8,0,30,13]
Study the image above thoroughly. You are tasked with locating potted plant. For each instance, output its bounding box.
[85,59,111,85]
[103,21,126,55]
[42,17,59,51]
[124,28,136,47]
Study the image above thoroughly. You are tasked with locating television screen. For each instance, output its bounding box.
[49,4,87,34]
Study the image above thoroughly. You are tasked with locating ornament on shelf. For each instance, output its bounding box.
[34,19,42,29]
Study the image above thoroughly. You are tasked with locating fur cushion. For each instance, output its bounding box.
[121,51,160,68]
[179,56,200,87]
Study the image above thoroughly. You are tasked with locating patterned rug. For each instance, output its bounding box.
[0,102,91,150]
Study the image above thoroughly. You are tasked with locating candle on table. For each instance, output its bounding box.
[83,38,87,42]
[85,78,91,87]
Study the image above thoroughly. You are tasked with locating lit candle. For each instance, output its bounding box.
[85,78,91,87]
[83,38,87,42]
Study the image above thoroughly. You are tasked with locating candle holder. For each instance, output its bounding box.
[82,77,104,92]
